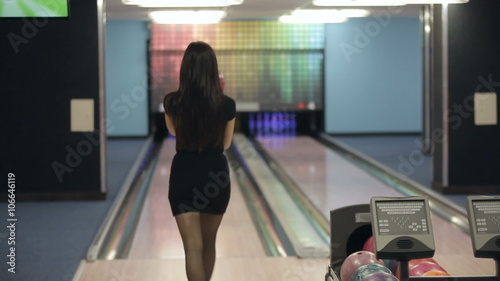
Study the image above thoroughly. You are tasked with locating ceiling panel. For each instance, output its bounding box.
[106,0,422,20]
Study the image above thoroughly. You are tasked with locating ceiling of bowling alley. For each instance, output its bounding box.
[105,0,422,20]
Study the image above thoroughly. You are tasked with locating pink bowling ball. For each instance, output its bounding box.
[362,236,376,254]
[340,251,384,281]
[409,261,447,276]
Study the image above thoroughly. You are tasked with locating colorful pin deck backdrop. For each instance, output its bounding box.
[150,21,324,112]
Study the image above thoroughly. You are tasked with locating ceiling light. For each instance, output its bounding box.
[124,0,243,7]
[279,9,369,23]
[335,9,371,17]
[280,11,348,23]
[313,0,468,5]
[405,0,469,3]
[313,0,405,6]
[149,10,227,24]
[279,15,348,23]
[293,9,370,18]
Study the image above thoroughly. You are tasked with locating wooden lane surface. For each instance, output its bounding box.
[78,138,284,281]
[78,256,329,281]
[257,136,496,276]
[128,138,267,259]
[256,136,402,217]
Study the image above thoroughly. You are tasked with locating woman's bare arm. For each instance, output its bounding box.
[223,118,235,150]
[164,114,176,136]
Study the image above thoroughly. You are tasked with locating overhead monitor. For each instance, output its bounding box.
[1,0,69,18]
[370,196,435,260]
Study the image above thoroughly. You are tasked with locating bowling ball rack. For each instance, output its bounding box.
[325,204,500,281]
[326,262,499,281]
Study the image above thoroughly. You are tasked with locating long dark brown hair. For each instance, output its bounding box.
[163,41,226,152]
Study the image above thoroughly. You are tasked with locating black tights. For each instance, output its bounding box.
[175,212,224,281]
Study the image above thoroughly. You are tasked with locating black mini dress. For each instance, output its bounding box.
[168,96,236,216]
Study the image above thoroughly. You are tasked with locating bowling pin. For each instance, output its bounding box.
[257,113,263,137]
[264,112,270,136]
[249,112,255,136]
[291,113,297,136]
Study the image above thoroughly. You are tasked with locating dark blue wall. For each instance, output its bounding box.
[447,0,500,189]
[0,0,105,200]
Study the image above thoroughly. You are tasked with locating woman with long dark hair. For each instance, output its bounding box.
[163,41,236,281]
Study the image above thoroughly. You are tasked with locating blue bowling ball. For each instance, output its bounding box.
[361,271,399,281]
[351,263,392,281]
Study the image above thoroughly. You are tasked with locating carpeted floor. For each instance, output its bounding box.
[0,139,146,281]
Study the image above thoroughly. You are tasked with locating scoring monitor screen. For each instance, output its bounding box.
[472,200,500,234]
[375,200,429,236]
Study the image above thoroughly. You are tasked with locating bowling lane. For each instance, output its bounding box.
[256,136,402,218]
[257,135,496,276]
[128,137,267,259]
